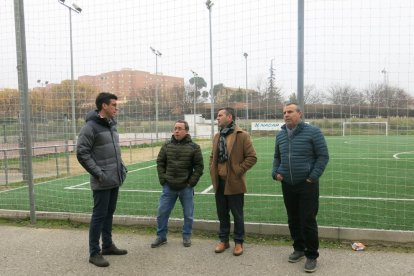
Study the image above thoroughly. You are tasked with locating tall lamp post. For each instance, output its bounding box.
[206,0,214,138]
[150,46,162,140]
[381,68,390,125]
[191,70,198,137]
[243,52,248,121]
[58,0,82,144]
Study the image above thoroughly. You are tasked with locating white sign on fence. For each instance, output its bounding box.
[251,122,285,131]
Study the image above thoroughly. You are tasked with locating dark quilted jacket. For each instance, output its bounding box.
[76,110,127,190]
[157,134,204,190]
[272,121,329,185]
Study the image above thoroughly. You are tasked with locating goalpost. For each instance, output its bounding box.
[342,122,388,136]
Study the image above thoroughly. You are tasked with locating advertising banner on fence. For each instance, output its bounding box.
[251,122,284,131]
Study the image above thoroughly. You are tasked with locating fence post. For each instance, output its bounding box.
[3,150,8,185]
[55,146,60,177]
[2,124,6,143]
[64,114,70,175]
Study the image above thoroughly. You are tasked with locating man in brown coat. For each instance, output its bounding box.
[209,107,257,256]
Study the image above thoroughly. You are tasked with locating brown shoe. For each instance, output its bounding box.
[233,243,243,256]
[214,241,230,253]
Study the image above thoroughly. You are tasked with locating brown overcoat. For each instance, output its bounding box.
[209,125,257,195]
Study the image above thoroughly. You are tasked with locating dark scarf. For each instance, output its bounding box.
[218,121,235,163]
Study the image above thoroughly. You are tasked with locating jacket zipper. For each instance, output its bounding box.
[288,135,294,183]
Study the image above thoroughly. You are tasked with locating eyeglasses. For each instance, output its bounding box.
[174,127,188,131]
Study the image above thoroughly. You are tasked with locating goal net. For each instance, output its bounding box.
[342,122,388,136]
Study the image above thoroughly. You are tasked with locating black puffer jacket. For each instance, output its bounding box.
[156,135,204,190]
[76,110,127,190]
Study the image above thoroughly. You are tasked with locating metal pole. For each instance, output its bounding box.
[63,114,70,175]
[13,0,36,223]
[69,8,77,144]
[244,52,248,120]
[155,54,159,141]
[191,70,198,137]
[206,0,215,138]
[297,0,305,113]
[150,46,161,141]
[59,1,81,144]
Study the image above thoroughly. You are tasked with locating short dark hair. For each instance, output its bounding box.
[175,119,189,131]
[96,92,118,111]
[218,107,236,122]
[284,102,301,112]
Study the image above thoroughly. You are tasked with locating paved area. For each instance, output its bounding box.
[1,225,413,276]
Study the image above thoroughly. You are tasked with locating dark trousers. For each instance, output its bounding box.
[215,179,245,244]
[89,187,119,257]
[281,181,319,259]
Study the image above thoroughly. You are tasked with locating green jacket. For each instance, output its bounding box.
[157,134,204,190]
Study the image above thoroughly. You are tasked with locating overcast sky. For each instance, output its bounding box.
[1,0,413,97]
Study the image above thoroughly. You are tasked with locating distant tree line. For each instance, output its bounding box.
[1,69,413,124]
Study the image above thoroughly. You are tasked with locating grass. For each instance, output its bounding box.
[0,135,413,232]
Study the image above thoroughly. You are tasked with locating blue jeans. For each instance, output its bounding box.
[156,184,194,239]
[89,187,119,257]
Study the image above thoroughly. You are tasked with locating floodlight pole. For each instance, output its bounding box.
[191,70,198,137]
[150,46,162,141]
[297,0,304,114]
[244,52,248,121]
[58,0,82,144]
[206,0,214,138]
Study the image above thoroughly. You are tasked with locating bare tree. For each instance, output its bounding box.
[304,85,324,104]
[325,84,360,106]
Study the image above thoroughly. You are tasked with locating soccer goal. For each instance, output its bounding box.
[342,121,388,136]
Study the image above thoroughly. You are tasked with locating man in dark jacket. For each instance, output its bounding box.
[151,120,204,248]
[210,107,257,256]
[77,92,128,267]
[272,103,329,273]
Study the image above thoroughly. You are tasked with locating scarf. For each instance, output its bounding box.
[218,121,235,163]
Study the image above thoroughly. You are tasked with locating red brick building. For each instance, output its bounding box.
[78,68,184,102]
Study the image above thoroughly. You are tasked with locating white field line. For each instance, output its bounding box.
[201,185,214,194]
[4,150,413,203]
[64,164,157,190]
[0,175,83,194]
[63,185,414,202]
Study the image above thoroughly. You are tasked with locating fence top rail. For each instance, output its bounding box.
[0,144,76,152]
[0,137,159,152]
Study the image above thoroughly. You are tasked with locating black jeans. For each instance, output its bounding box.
[215,179,245,244]
[281,181,319,259]
[89,187,119,257]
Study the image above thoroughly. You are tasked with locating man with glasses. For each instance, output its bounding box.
[77,92,128,267]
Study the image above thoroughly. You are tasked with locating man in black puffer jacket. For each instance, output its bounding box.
[77,92,128,267]
[151,120,204,248]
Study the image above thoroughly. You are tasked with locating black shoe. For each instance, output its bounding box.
[101,244,128,255]
[183,238,191,247]
[151,237,167,248]
[304,258,317,273]
[288,250,305,263]
[89,254,109,267]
